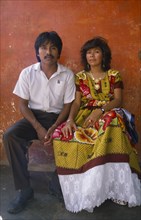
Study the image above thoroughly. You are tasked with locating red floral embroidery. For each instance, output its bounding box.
[102,111,116,130]
[80,82,90,96]
[88,100,96,106]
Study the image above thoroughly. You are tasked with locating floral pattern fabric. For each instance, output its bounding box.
[75,69,123,110]
[52,69,141,212]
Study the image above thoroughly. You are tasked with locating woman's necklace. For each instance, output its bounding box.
[89,71,105,90]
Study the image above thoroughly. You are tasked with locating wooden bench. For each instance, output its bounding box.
[28,140,56,172]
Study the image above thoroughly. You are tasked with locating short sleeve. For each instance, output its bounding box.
[13,69,30,99]
[63,70,76,103]
[108,70,124,89]
[114,71,124,89]
[75,71,87,91]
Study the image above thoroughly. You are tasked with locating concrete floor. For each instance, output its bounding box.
[0,165,141,220]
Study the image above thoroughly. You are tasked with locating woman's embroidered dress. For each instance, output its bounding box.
[53,69,141,213]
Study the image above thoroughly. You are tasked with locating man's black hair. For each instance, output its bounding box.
[34,31,63,62]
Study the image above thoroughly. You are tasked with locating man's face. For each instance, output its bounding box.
[38,41,59,65]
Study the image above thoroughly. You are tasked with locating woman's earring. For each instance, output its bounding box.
[87,63,90,70]
[102,58,105,69]
[102,63,105,68]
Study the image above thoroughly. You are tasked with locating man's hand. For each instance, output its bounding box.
[36,126,47,142]
[44,124,57,146]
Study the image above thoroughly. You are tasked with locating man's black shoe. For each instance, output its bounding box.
[8,187,34,214]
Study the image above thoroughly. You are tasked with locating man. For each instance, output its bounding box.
[3,31,76,214]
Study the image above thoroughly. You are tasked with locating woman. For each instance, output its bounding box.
[52,37,141,213]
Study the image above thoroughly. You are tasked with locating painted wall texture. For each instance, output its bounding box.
[1,0,141,163]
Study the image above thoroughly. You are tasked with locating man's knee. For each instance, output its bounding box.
[3,126,15,144]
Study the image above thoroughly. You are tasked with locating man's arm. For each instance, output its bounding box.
[19,97,72,144]
[53,103,72,127]
[18,97,47,141]
[44,102,72,144]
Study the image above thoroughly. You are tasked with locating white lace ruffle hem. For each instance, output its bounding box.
[58,163,141,213]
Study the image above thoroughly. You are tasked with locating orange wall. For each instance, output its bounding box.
[1,0,141,163]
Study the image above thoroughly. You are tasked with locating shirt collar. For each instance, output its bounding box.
[56,63,66,74]
[34,62,66,75]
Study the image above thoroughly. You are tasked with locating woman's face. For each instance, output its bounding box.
[86,47,103,68]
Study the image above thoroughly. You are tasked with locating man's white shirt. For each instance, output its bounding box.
[13,63,76,113]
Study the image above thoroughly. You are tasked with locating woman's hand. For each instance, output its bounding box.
[61,120,77,138]
[83,108,102,128]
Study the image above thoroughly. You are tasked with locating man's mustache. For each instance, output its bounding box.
[44,54,54,59]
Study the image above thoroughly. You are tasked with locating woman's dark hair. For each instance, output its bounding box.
[81,36,112,71]
[34,31,63,62]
